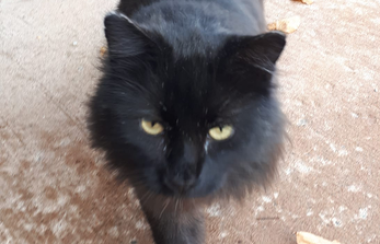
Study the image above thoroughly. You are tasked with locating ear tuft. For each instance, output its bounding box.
[251,31,286,64]
[104,11,153,58]
[217,32,286,95]
[220,31,286,74]
[231,31,287,70]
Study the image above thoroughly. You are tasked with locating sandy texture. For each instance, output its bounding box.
[1,0,379,243]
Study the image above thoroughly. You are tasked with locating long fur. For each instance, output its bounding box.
[87,0,286,243]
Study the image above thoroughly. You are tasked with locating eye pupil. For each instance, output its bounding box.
[141,119,164,135]
[209,125,233,141]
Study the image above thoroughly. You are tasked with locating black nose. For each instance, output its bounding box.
[164,174,197,194]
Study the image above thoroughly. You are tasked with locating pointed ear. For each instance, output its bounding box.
[217,32,286,95]
[104,11,156,58]
[247,31,286,65]
[224,31,286,71]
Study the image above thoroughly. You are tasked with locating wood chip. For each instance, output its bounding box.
[267,16,301,34]
[100,46,107,57]
[297,232,342,244]
[293,0,314,5]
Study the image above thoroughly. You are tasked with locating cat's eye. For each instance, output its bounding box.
[208,125,234,141]
[141,119,164,135]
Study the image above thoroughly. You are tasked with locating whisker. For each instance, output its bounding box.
[175,198,179,214]
[159,199,170,219]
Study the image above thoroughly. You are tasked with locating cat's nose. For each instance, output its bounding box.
[164,174,197,194]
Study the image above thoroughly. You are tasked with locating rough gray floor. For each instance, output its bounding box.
[1,0,379,243]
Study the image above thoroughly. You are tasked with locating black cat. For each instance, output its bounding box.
[87,0,286,243]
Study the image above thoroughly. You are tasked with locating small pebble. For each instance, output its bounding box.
[332,218,342,227]
[355,147,363,152]
[359,208,368,220]
[72,41,78,46]
[297,118,308,127]
[100,46,107,57]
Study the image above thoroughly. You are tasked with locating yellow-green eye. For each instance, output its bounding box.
[209,125,234,141]
[141,119,164,135]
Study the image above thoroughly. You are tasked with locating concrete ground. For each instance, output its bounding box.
[1,0,379,243]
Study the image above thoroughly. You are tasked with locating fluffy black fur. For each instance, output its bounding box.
[87,0,286,243]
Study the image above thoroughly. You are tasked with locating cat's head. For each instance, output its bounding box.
[88,12,286,199]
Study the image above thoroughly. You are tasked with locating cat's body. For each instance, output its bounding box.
[87,0,286,243]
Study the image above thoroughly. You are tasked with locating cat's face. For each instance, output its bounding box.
[88,12,286,199]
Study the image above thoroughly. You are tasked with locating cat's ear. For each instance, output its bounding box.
[104,11,157,59]
[246,31,286,65]
[226,31,286,69]
[218,31,286,94]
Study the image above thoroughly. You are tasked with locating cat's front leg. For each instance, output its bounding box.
[137,192,205,244]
